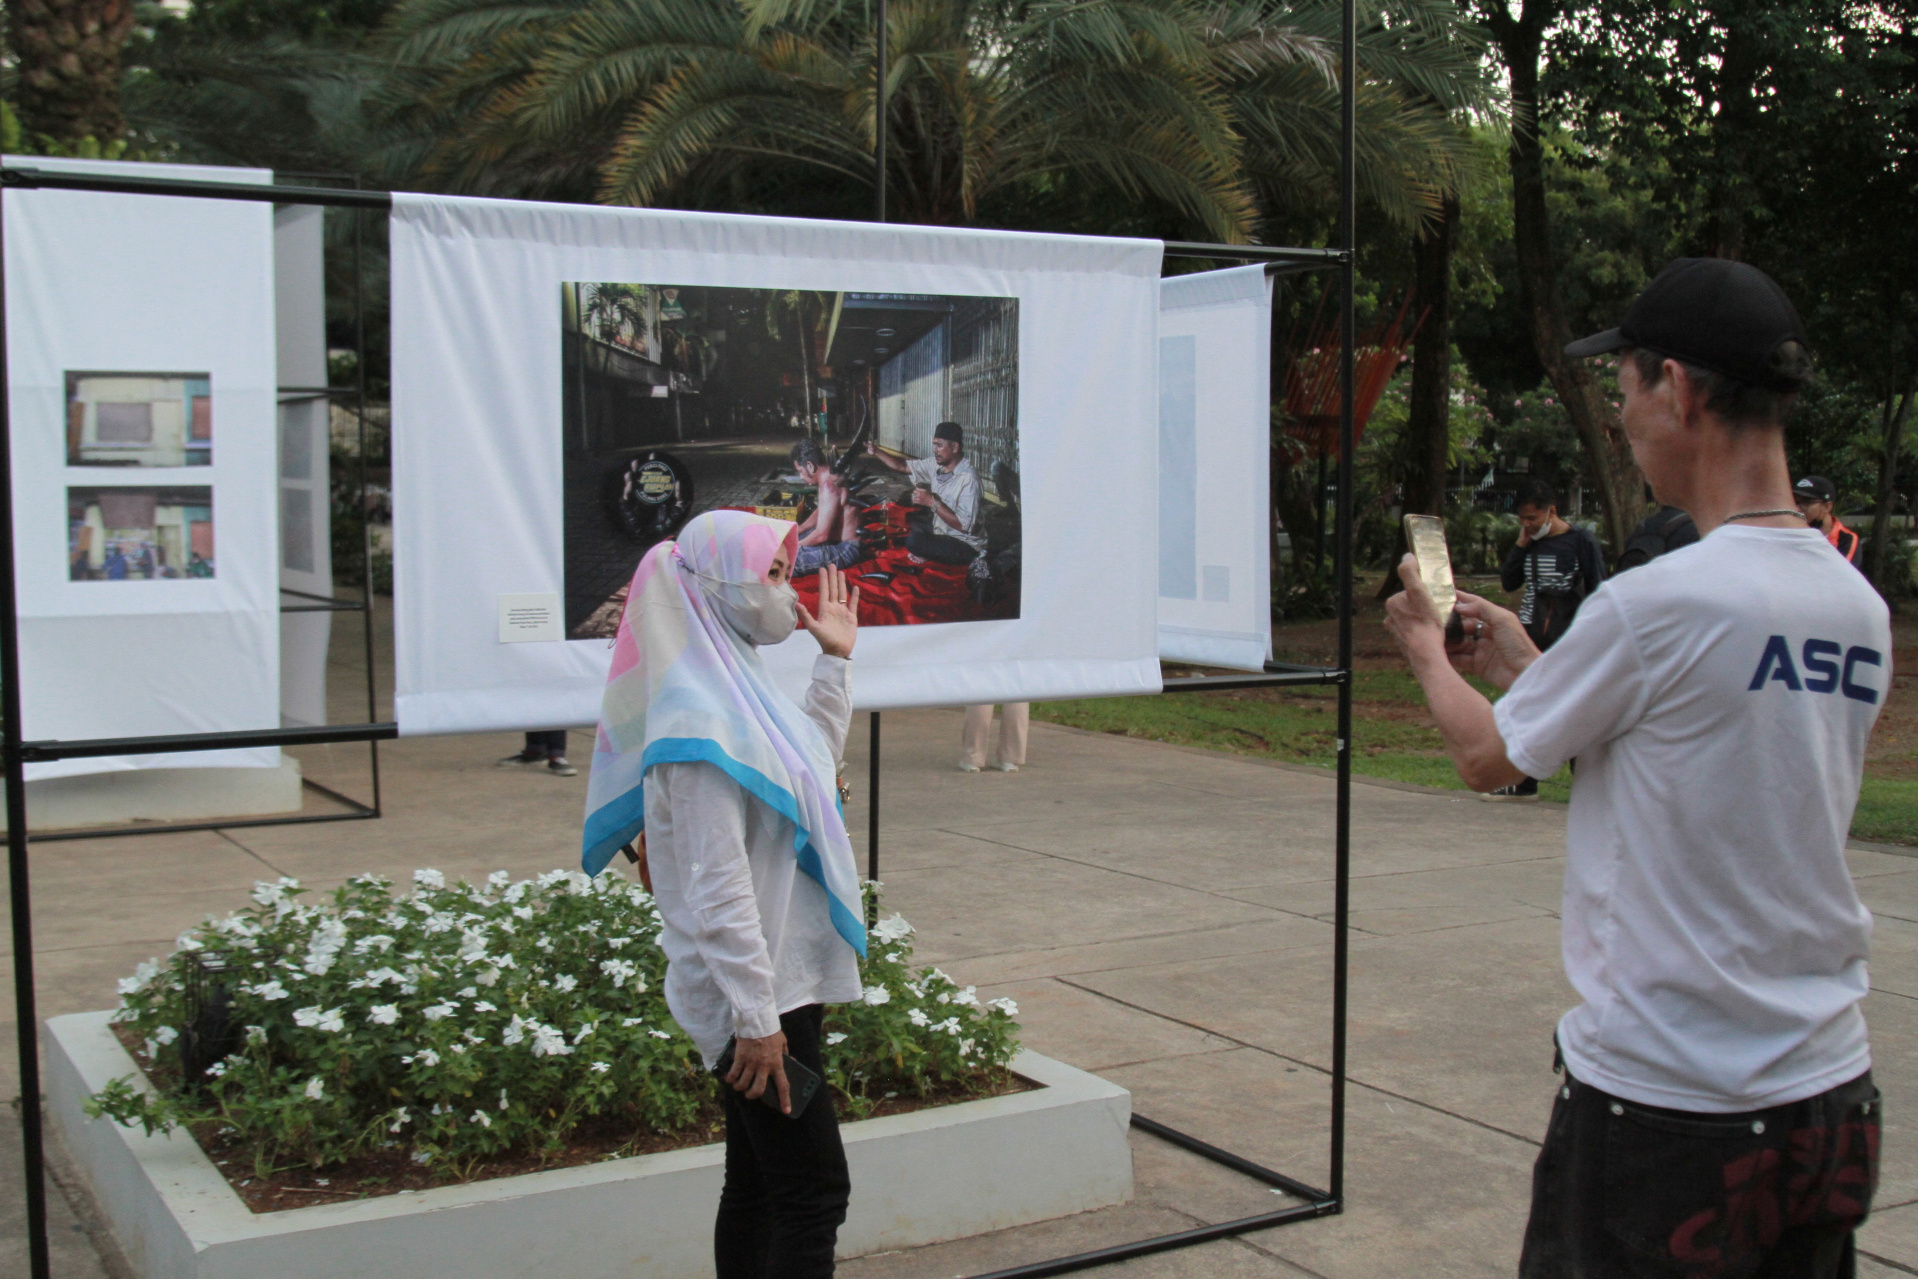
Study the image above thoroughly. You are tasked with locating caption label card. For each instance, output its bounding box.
[497,592,561,643]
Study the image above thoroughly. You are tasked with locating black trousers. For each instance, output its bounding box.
[522,729,568,758]
[906,527,976,565]
[715,1005,851,1279]
[1521,1066,1880,1279]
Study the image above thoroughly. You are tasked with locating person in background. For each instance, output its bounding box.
[583,513,865,1279]
[499,730,577,777]
[959,703,1028,773]
[1613,494,1699,574]
[1488,479,1607,800]
[1794,475,1861,564]
[865,422,985,566]
[1385,256,1884,1279]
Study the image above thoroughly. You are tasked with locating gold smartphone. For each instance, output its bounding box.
[1403,514,1465,643]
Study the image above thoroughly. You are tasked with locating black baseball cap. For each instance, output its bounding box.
[933,421,963,445]
[1794,475,1836,503]
[1565,258,1812,391]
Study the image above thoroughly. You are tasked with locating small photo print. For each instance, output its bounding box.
[68,486,214,580]
[66,372,212,467]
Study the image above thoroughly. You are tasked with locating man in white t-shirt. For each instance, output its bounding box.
[1384,259,1888,1278]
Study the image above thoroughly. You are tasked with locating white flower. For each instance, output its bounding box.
[117,959,161,997]
[422,1003,457,1022]
[600,959,638,986]
[529,1024,573,1057]
[503,881,529,904]
[414,868,445,890]
[175,930,204,952]
[473,1000,497,1013]
[471,1111,492,1128]
[456,986,478,999]
[351,934,396,955]
[907,1007,931,1027]
[302,918,349,976]
[499,1089,510,1111]
[870,913,914,943]
[502,1015,529,1047]
[536,869,569,889]
[606,936,632,949]
[292,1005,346,1033]
[511,906,533,922]
[476,967,501,988]
[389,1107,410,1132]
[590,1061,611,1074]
[205,1060,227,1077]
[411,1150,433,1165]
[304,1077,326,1101]
[244,1025,266,1046]
[368,1005,400,1026]
[552,974,578,993]
[571,1021,598,1045]
[825,1032,847,1046]
[404,1048,441,1067]
[621,1018,646,1028]
[934,1017,962,1035]
[884,952,902,963]
[152,1025,180,1046]
[861,986,891,1006]
[951,986,980,1007]
[487,871,511,890]
[648,1030,672,1040]
[959,1039,976,1057]
[988,997,1019,1016]
[251,877,300,906]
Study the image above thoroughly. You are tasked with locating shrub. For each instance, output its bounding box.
[91,870,1018,1179]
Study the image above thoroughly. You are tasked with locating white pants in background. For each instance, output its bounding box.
[961,703,1029,770]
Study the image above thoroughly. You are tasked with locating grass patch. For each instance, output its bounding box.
[1853,778,1918,846]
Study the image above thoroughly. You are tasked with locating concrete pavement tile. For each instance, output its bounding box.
[1866,915,1918,1000]
[1857,991,1918,1205]
[1858,1200,1918,1274]
[1860,871,1918,924]
[1070,915,1575,1143]
[969,978,1241,1072]
[864,827,1040,876]
[879,855,1278,967]
[944,916,1333,988]
[1225,858,1564,937]
[1851,848,1918,879]
[841,1204,1319,1279]
[0,1111,115,1279]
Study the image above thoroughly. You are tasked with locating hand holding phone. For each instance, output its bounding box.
[713,1037,823,1120]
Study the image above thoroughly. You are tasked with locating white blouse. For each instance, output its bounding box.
[643,654,863,1066]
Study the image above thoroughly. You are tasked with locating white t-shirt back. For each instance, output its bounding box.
[1494,525,1890,1112]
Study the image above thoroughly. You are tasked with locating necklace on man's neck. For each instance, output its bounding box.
[1722,508,1807,523]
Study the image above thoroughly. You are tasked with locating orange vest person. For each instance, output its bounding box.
[1792,475,1860,562]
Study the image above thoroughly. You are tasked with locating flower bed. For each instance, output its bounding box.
[90,869,1020,1199]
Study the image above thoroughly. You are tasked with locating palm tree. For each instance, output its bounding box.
[386,0,1492,240]
[13,0,138,142]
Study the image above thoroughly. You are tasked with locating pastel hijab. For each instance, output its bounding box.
[581,509,866,957]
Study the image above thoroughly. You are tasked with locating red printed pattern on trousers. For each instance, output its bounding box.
[1666,1120,1878,1277]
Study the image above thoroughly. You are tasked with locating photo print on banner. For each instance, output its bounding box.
[66,371,213,468]
[560,282,1021,639]
[65,370,216,581]
[67,485,214,580]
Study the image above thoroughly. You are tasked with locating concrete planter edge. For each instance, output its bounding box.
[45,1009,1134,1279]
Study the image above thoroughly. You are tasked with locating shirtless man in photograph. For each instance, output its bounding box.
[791,439,864,576]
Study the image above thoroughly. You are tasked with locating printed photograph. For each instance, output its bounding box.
[68,486,214,580]
[66,372,213,467]
[561,284,1021,639]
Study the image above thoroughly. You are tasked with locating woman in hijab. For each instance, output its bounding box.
[582,509,864,1279]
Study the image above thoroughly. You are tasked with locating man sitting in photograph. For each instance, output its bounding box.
[790,439,865,577]
[865,421,987,565]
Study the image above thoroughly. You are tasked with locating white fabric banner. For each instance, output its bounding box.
[389,194,1162,734]
[1157,266,1273,671]
[4,158,282,776]
[275,203,333,728]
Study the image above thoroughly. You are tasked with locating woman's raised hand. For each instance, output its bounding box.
[797,563,860,659]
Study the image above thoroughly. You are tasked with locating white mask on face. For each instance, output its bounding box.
[707,579,799,647]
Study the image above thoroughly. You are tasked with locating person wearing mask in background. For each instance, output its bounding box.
[1384,257,1886,1279]
[581,512,865,1279]
[1488,478,1607,800]
[1795,475,1861,564]
[959,703,1028,773]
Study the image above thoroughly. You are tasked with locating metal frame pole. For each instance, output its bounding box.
[874,0,888,225]
[0,186,53,1279]
[1329,0,1357,1204]
[352,195,384,814]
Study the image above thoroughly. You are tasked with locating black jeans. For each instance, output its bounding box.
[1521,1066,1881,1279]
[906,527,977,565]
[715,1005,851,1279]
[522,729,568,759]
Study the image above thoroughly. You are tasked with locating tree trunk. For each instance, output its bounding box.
[1865,377,1916,597]
[1483,2,1645,558]
[11,0,136,143]
[1406,193,1459,517]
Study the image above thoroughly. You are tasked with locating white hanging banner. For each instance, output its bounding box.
[1157,266,1273,671]
[389,194,1162,734]
[4,157,282,777]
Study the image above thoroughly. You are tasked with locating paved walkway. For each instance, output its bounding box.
[4,701,1916,1277]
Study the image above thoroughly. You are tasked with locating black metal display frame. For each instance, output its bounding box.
[2,0,1358,1259]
